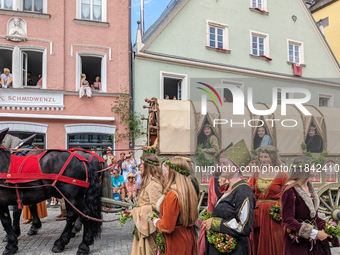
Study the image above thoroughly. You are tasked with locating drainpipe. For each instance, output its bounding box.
[140,0,144,36]
[129,0,133,150]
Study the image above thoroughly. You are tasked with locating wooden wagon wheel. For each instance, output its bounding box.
[317,183,340,225]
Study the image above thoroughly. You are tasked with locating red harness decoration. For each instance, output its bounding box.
[0,151,90,209]
[68,147,105,163]
[0,152,90,188]
[6,154,42,184]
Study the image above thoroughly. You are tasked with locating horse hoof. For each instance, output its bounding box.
[2,247,18,255]
[76,252,89,255]
[2,236,8,242]
[52,245,64,253]
[27,229,38,236]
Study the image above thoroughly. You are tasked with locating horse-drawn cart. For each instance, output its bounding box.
[142,98,340,224]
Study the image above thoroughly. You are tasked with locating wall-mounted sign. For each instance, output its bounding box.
[0,90,64,110]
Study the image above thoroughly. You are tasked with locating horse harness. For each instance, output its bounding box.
[0,151,89,209]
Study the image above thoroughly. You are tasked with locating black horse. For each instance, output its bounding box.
[0,128,102,255]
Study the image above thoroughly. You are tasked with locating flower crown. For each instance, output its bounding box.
[140,156,159,166]
[291,159,315,168]
[257,147,279,153]
[165,160,190,176]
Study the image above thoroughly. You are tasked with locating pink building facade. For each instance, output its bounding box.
[0,0,130,154]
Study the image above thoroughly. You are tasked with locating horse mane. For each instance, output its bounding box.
[0,147,11,173]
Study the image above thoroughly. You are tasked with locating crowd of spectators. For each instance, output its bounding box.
[103,148,141,205]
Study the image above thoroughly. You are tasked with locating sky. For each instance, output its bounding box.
[131,0,172,44]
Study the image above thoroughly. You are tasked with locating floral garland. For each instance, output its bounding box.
[156,232,165,255]
[147,209,166,255]
[257,147,279,153]
[142,147,157,155]
[165,160,190,176]
[206,231,237,253]
[202,209,237,253]
[140,156,159,166]
[269,203,282,222]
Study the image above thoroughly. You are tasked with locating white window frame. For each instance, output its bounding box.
[76,51,107,93]
[0,0,14,10]
[206,20,229,50]
[1,0,48,13]
[287,39,304,65]
[318,93,333,107]
[277,88,292,105]
[21,0,47,13]
[250,0,267,11]
[76,0,107,22]
[220,79,244,102]
[19,46,47,89]
[250,30,269,57]
[160,71,188,100]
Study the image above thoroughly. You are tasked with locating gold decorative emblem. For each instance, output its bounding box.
[73,180,76,184]
[7,174,11,178]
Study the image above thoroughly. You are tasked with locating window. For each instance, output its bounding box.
[9,131,46,149]
[250,31,269,57]
[163,77,182,100]
[0,0,13,9]
[160,71,188,100]
[252,0,263,9]
[21,50,43,87]
[251,0,267,11]
[22,0,43,13]
[80,0,102,21]
[76,52,107,92]
[81,56,102,90]
[206,20,229,50]
[0,48,13,78]
[319,94,332,107]
[221,80,244,103]
[289,43,300,64]
[287,40,304,65]
[67,133,113,157]
[277,89,291,105]
[252,35,265,56]
[209,26,224,49]
[318,93,333,107]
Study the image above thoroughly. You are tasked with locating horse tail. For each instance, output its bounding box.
[85,162,102,238]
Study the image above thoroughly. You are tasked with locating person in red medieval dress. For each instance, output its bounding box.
[153,157,198,255]
[248,145,289,255]
[281,155,339,255]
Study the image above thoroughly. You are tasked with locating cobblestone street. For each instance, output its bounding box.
[0,207,339,255]
[0,207,134,255]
